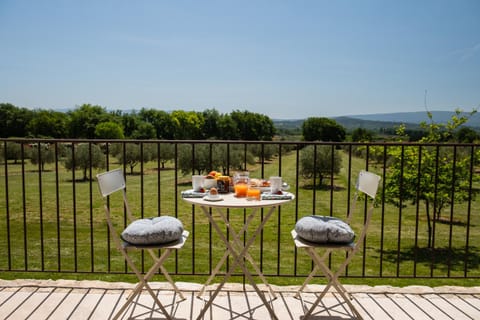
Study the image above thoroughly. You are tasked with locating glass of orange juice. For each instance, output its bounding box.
[247,186,261,201]
[234,183,248,197]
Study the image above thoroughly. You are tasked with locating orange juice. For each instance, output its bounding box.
[247,187,261,200]
[234,183,248,197]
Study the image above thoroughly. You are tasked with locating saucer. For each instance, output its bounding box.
[203,195,223,202]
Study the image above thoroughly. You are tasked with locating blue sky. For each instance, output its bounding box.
[1,0,479,119]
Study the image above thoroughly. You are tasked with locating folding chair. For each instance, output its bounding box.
[291,170,381,319]
[96,168,189,320]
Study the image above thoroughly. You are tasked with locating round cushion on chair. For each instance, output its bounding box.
[295,215,355,244]
[121,216,184,245]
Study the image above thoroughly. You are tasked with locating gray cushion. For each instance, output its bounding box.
[295,215,355,244]
[121,216,184,245]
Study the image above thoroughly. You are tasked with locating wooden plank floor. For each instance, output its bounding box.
[0,280,479,320]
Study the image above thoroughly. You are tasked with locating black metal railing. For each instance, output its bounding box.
[1,138,479,281]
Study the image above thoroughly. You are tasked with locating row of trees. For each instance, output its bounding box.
[1,102,365,143]
[0,103,276,141]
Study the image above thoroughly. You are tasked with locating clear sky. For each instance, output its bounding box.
[1,0,479,119]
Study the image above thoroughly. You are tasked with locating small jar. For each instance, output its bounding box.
[217,176,230,193]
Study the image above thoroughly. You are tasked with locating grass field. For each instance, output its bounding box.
[1,146,479,288]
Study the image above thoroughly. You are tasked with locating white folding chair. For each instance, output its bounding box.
[97,168,189,320]
[291,170,381,319]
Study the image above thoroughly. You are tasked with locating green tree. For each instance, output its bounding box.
[202,109,222,138]
[230,110,275,140]
[68,104,110,138]
[300,145,342,187]
[4,141,23,164]
[302,117,346,142]
[138,109,176,139]
[170,110,205,140]
[0,103,34,138]
[63,143,105,181]
[26,109,68,138]
[95,121,125,139]
[112,143,155,174]
[351,127,374,142]
[177,143,255,176]
[455,126,479,143]
[29,143,56,171]
[384,109,480,248]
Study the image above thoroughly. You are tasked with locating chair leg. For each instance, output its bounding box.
[114,248,177,320]
[300,248,363,320]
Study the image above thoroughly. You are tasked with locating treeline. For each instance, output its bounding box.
[0,103,276,140]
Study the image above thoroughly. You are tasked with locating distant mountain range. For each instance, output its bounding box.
[345,111,480,126]
[274,111,480,133]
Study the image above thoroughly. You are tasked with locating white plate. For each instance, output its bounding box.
[203,195,224,202]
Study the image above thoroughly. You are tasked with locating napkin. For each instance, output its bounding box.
[181,189,207,198]
[261,192,293,200]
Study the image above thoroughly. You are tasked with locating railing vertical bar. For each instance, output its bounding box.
[260,142,265,272]
[140,142,145,273]
[345,144,353,277]
[54,142,61,272]
[464,145,475,277]
[174,142,179,274]
[37,142,45,271]
[414,145,422,277]
[293,146,300,276]
[208,143,213,274]
[21,143,27,270]
[447,146,457,277]
[105,142,112,273]
[122,142,128,273]
[71,142,78,272]
[276,143,282,275]
[3,140,11,270]
[379,144,388,277]
[431,145,440,277]
[362,144,370,277]
[88,143,94,273]
[191,142,196,274]
[396,145,404,277]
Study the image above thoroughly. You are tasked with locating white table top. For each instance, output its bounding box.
[182,192,294,209]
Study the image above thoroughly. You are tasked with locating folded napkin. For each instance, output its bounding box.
[181,189,207,198]
[261,192,293,200]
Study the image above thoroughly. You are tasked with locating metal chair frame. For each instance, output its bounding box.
[292,170,381,319]
[97,168,188,320]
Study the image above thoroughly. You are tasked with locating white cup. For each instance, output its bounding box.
[192,175,205,192]
[269,176,282,194]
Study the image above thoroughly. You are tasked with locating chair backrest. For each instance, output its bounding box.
[356,170,381,199]
[97,168,126,197]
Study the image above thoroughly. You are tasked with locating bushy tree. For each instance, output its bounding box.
[68,104,110,138]
[29,143,55,171]
[95,121,124,139]
[384,109,480,248]
[302,117,346,142]
[26,109,68,138]
[63,143,105,181]
[112,143,156,174]
[300,145,342,187]
[0,103,34,138]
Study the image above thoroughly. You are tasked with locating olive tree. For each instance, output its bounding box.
[383,109,480,248]
[63,143,105,181]
[300,145,342,187]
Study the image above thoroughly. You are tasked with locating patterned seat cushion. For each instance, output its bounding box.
[295,215,355,244]
[121,216,184,245]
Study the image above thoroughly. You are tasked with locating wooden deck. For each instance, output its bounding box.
[1,280,479,319]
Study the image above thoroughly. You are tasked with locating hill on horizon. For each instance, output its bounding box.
[345,110,480,127]
[273,110,480,134]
